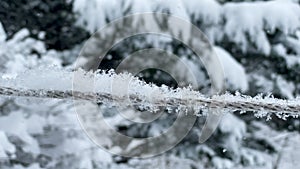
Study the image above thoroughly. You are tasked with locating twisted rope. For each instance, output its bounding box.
[0,86,299,117]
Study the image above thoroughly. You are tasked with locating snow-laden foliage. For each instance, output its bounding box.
[73,0,300,54]
[222,0,300,54]
[0,0,89,50]
[1,0,300,169]
[0,24,114,169]
[214,47,248,91]
[73,0,300,97]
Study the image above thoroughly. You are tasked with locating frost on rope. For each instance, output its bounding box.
[0,67,300,120]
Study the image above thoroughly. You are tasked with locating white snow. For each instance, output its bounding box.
[212,157,234,169]
[0,131,16,158]
[0,22,6,43]
[214,46,248,92]
[73,0,300,55]
[219,114,246,143]
[1,1,300,168]
[0,28,62,77]
[276,76,295,99]
[250,74,274,94]
[183,0,221,25]
[223,0,300,54]
[0,111,40,154]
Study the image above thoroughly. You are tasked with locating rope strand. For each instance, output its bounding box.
[1,86,299,116]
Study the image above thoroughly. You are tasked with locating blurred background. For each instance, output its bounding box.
[0,0,300,168]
